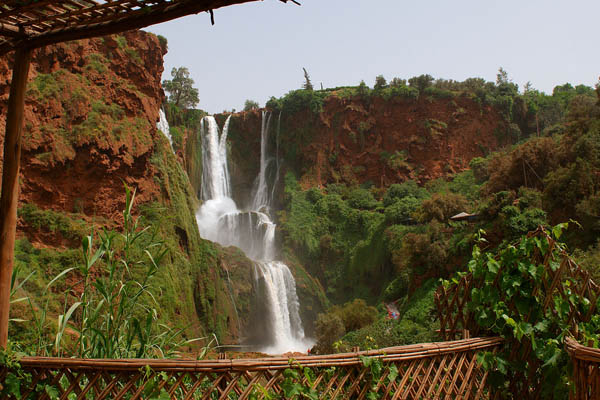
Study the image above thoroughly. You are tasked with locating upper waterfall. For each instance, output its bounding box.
[195,114,313,355]
[157,108,173,148]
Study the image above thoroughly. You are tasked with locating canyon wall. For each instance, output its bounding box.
[0,31,255,344]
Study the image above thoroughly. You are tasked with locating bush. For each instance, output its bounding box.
[334,299,377,332]
[499,205,547,237]
[382,270,410,301]
[415,192,468,223]
[384,197,420,224]
[383,181,427,206]
[347,188,379,210]
[313,298,377,354]
[469,157,489,183]
[408,74,434,93]
[313,312,345,354]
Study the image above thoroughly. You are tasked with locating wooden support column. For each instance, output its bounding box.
[0,46,32,348]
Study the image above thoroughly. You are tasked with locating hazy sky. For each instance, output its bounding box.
[147,0,600,114]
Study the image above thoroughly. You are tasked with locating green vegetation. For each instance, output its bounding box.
[18,204,88,242]
[244,99,260,111]
[163,67,200,109]
[445,225,598,398]
[313,299,377,353]
[273,75,600,355]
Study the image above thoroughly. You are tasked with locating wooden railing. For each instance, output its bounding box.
[566,337,600,400]
[1,337,502,399]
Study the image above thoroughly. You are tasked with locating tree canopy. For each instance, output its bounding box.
[162,67,199,109]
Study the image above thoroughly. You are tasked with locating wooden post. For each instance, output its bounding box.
[0,46,32,348]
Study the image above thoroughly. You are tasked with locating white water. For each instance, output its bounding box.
[157,108,174,149]
[196,114,313,354]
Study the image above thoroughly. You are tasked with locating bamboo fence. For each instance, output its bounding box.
[434,227,600,398]
[566,337,600,400]
[0,337,502,399]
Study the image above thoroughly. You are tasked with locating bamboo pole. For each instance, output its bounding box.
[0,46,32,348]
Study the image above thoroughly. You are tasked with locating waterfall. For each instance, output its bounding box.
[196,114,312,354]
[157,108,174,149]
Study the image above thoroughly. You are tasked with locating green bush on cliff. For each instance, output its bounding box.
[268,89,328,114]
[18,204,87,241]
[383,180,428,206]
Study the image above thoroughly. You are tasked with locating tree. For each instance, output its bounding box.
[302,67,313,91]
[408,74,434,93]
[496,67,510,85]
[390,77,407,87]
[162,67,199,109]
[244,99,259,111]
[374,75,387,90]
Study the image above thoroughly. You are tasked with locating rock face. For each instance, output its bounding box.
[0,31,164,222]
[0,31,259,345]
[222,94,506,195]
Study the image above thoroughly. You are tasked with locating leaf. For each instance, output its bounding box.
[387,364,399,383]
[534,320,549,333]
[4,372,21,396]
[487,258,500,274]
[46,267,76,290]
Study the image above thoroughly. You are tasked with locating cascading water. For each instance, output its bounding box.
[196,114,313,354]
[157,108,174,149]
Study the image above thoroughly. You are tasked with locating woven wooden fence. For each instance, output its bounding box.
[566,337,600,400]
[435,228,600,342]
[1,337,501,399]
[434,227,600,398]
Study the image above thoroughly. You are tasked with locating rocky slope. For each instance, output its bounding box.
[0,31,257,345]
[221,92,505,205]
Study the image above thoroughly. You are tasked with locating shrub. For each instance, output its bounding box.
[313,298,377,354]
[383,181,427,206]
[469,157,489,183]
[333,299,377,332]
[374,75,387,90]
[313,312,345,354]
[408,74,434,93]
[384,197,420,224]
[382,270,410,301]
[499,205,547,237]
[449,224,600,398]
[347,188,379,210]
[415,192,468,223]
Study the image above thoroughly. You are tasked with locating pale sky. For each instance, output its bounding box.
[147,0,600,114]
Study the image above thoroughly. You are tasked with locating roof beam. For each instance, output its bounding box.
[0,0,270,55]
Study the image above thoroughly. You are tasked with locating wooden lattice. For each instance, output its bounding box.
[434,227,600,398]
[566,336,600,400]
[0,0,297,55]
[0,337,501,399]
[435,227,600,341]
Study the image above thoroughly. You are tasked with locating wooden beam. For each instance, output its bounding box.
[0,46,32,348]
[0,0,272,56]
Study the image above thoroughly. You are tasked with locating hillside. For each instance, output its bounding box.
[182,76,600,353]
[0,31,261,347]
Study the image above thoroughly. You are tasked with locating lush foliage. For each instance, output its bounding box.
[449,225,600,398]
[12,187,198,359]
[162,66,199,109]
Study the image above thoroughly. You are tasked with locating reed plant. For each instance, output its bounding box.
[12,185,201,358]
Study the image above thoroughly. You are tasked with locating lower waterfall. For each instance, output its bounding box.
[195,114,313,354]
